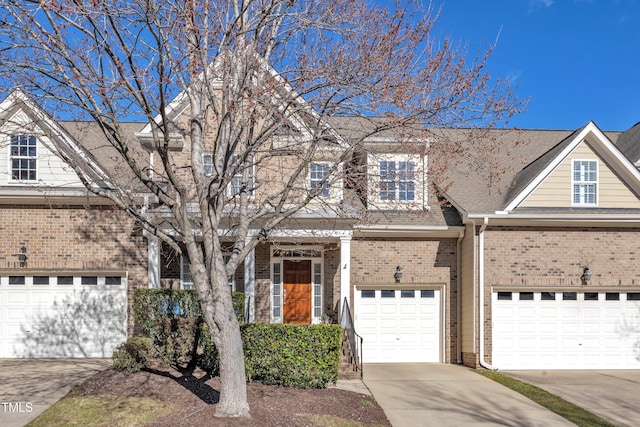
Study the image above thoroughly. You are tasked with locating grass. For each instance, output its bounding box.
[477,370,616,427]
[26,396,173,427]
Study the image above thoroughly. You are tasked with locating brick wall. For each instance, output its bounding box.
[481,226,640,366]
[0,204,148,334]
[351,237,458,363]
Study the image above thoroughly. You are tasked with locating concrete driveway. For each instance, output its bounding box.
[505,370,640,427]
[364,363,574,427]
[0,359,111,427]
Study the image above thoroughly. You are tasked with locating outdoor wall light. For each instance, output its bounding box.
[14,245,27,267]
[394,265,403,283]
[581,267,592,285]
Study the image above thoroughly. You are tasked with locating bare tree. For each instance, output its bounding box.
[0,0,522,417]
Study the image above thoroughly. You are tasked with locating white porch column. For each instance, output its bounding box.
[147,236,160,289]
[244,246,255,322]
[339,234,352,317]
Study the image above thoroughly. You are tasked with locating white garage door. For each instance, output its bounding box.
[355,287,441,363]
[493,290,640,369]
[0,274,127,358]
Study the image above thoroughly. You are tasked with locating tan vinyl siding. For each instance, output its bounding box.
[460,222,476,354]
[520,141,640,208]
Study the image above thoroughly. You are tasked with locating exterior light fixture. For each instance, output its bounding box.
[581,267,592,285]
[14,245,27,267]
[394,265,403,283]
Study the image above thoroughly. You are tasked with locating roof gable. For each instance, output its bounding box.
[138,56,346,149]
[504,122,640,212]
[0,90,113,192]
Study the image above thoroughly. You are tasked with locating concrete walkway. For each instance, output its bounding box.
[0,359,112,427]
[364,364,574,427]
[505,370,640,427]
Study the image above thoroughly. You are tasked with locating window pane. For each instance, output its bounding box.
[519,292,534,301]
[9,276,25,285]
[379,161,396,201]
[105,276,122,286]
[381,290,395,298]
[401,290,415,298]
[563,292,577,300]
[33,276,50,285]
[628,293,640,301]
[361,290,375,298]
[310,163,331,197]
[605,292,619,301]
[82,276,98,285]
[584,292,598,301]
[420,289,435,298]
[497,291,512,300]
[541,292,556,301]
[57,276,73,285]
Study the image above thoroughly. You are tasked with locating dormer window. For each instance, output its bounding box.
[379,160,415,202]
[10,135,37,181]
[572,160,597,206]
[309,162,331,197]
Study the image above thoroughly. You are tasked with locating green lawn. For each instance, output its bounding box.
[27,396,173,427]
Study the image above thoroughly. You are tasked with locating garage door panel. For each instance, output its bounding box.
[380,305,397,314]
[0,278,127,358]
[356,288,441,363]
[493,291,640,369]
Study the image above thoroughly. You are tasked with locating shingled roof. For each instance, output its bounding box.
[438,127,622,215]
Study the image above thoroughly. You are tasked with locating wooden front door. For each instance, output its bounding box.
[283,260,312,324]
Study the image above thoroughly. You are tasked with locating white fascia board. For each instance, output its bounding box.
[503,121,639,212]
[467,212,640,226]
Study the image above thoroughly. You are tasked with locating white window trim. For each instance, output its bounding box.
[571,159,598,207]
[308,162,342,200]
[369,153,424,206]
[228,154,255,198]
[9,134,38,182]
[270,245,324,324]
[180,256,195,290]
[202,152,214,176]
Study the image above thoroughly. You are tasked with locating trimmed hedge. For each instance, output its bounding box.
[130,289,340,388]
[200,323,341,388]
[112,337,154,372]
[133,288,244,334]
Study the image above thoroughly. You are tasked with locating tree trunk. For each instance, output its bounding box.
[203,274,250,418]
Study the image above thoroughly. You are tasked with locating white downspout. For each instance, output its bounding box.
[478,216,496,370]
[456,229,463,364]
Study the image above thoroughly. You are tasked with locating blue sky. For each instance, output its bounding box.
[431,0,640,131]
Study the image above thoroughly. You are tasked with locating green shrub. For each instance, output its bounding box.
[198,322,220,376]
[199,323,341,388]
[133,289,202,337]
[154,317,200,368]
[242,324,341,388]
[133,289,245,337]
[112,337,154,372]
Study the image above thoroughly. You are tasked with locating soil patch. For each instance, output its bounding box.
[67,366,391,426]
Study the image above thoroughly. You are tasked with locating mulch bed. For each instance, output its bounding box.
[67,366,391,426]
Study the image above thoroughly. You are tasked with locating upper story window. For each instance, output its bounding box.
[10,135,37,181]
[379,160,415,202]
[572,160,597,206]
[228,154,255,198]
[309,162,331,197]
[203,152,214,176]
